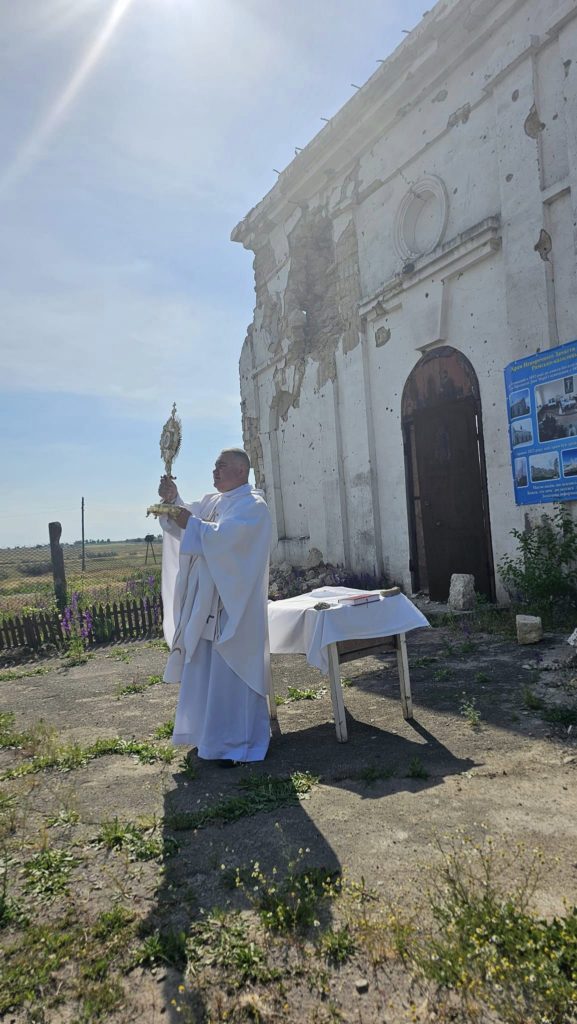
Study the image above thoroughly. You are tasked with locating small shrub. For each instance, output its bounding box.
[499,505,577,621]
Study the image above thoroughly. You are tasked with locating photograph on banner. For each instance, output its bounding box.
[503,339,577,505]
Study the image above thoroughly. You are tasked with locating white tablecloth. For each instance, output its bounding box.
[268,586,430,675]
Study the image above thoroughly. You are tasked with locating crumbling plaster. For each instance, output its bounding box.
[233,0,577,595]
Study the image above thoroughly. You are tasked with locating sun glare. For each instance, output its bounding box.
[0,0,135,196]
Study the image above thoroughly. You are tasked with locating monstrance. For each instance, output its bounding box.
[147,403,184,520]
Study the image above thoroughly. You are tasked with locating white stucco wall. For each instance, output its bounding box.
[235,0,577,599]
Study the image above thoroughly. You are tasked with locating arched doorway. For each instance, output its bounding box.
[402,346,495,601]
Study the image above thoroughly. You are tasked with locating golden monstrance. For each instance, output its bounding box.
[147,403,183,520]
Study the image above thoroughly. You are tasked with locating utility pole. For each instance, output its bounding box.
[81,497,86,571]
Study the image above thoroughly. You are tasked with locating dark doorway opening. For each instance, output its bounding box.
[402,346,495,601]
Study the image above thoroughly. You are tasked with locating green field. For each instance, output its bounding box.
[0,540,162,616]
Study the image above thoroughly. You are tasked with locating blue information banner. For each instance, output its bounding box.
[504,339,577,505]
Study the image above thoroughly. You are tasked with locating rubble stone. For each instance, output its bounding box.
[448,573,476,611]
[268,562,385,601]
[516,614,543,645]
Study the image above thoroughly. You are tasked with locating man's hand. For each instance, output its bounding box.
[174,507,192,529]
[158,475,178,503]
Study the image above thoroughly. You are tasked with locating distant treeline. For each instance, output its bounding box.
[4,536,162,551]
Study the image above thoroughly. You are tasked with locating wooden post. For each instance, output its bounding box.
[81,498,86,571]
[396,633,413,720]
[327,642,348,742]
[49,522,67,614]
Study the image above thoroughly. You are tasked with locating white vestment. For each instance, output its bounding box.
[159,483,272,761]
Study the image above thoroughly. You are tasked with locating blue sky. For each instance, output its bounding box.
[1,0,426,546]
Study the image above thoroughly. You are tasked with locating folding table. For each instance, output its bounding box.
[267,586,430,742]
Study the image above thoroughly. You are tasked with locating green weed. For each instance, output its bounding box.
[116,674,162,698]
[459,694,481,729]
[542,705,577,727]
[319,925,356,965]
[46,808,80,828]
[166,771,318,832]
[22,847,78,900]
[0,731,175,781]
[408,839,577,1024]
[133,927,187,969]
[239,859,341,934]
[96,817,178,861]
[523,687,546,711]
[187,910,274,985]
[178,755,198,780]
[410,655,438,668]
[353,763,394,786]
[0,666,50,683]
[406,756,429,780]
[459,639,479,655]
[108,648,132,663]
[276,685,324,705]
[434,667,454,682]
[154,719,175,739]
[474,671,490,684]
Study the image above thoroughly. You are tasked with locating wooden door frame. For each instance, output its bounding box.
[401,346,496,600]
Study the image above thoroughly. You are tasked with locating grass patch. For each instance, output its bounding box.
[22,847,79,900]
[542,705,577,726]
[352,762,394,786]
[434,667,454,682]
[132,926,187,970]
[107,648,132,663]
[523,687,546,711]
[187,910,275,985]
[0,719,175,781]
[405,756,429,780]
[116,673,162,698]
[96,817,178,861]
[410,655,438,668]
[0,666,51,683]
[0,906,136,1018]
[166,771,318,831]
[474,670,490,684]
[459,639,480,655]
[276,685,324,705]
[154,719,174,739]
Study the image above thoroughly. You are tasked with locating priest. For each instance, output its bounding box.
[158,449,272,765]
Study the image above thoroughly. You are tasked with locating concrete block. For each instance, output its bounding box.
[448,574,476,611]
[516,614,543,644]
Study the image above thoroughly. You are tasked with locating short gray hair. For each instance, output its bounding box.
[220,448,251,474]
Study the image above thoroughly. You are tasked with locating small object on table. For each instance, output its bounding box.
[380,586,401,597]
[314,601,331,610]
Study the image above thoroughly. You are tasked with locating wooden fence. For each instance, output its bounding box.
[0,597,164,653]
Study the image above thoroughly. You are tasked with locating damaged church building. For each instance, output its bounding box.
[232,0,577,602]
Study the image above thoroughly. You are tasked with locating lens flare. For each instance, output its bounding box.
[0,0,135,196]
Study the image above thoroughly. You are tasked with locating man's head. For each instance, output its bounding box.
[213,449,251,493]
